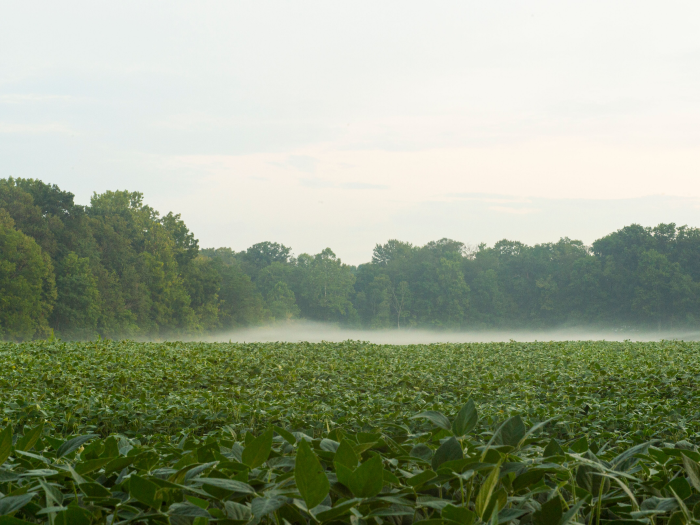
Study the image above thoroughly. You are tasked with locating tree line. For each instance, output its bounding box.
[1,177,699,340]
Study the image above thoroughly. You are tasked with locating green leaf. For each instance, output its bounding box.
[442,504,476,525]
[452,399,478,437]
[129,474,161,509]
[314,499,361,522]
[0,470,18,483]
[65,464,86,485]
[335,463,354,489]
[241,427,273,469]
[79,482,111,498]
[410,444,434,462]
[682,452,700,492]
[412,411,452,432]
[610,440,654,471]
[334,439,359,470]
[407,470,438,488]
[0,426,11,467]
[475,464,500,519]
[104,455,135,475]
[54,507,92,525]
[251,495,287,518]
[495,416,525,448]
[348,454,384,498]
[39,479,63,506]
[543,438,564,457]
[225,501,252,521]
[0,517,35,525]
[668,511,685,525]
[569,436,589,454]
[365,506,415,518]
[533,497,563,525]
[75,457,112,476]
[56,434,97,458]
[320,438,339,453]
[498,508,528,523]
[274,425,296,445]
[667,477,692,500]
[483,486,507,521]
[185,495,209,510]
[558,498,588,525]
[168,502,212,518]
[432,437,463,471]
[184,461,218,482]
[15,422,43,452]
[0,494,35,516]
[295,438,330,510]
[512,469,545,492]
[42,435,64,452]
[199,477,256,494]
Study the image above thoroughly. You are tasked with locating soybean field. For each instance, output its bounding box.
[2,340,700,524]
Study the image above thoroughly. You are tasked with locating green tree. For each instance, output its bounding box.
[202,249,267,328]
[240,241,292,280]
[389,280,411,328]
[632,250,697,329]
[467,268,507,327]
[0,210,56,340]
[299,248,357,322]
[51,252,100,339]
[266,281,300,321]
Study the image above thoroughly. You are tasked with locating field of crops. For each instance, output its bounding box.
[2,340,700,524]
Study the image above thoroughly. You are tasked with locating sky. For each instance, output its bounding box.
[1,1,700,264]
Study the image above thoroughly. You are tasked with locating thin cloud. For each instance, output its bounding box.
[450,193,532,204]
[299,178,335,189]
[0,93,76,104]
[0,122,74,134]
[299,178,388,190]
[340,182,389,190]
[489,206,540,215]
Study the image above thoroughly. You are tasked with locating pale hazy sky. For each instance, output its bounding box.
[2,2,700,264]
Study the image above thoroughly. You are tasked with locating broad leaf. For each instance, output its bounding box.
[334,439,359,470]
[314,498,361,522]
[295,438,330,510]
[452,399,478,437]
[251,495,288,518]
[15,422,43,453]
[475,464,500,519]
[130,474,161,509]
[168,502,212,518]
[407,470,438,488]
[0,426,11,466]
[543,438,564,457]
[442,503,476,525]
[432,437,463,470]
[56,434,97,458]
[348,454,384,498]
[0,494,35,516]
[54,507,92,525]
[533,497,563,525]
[242,427,273,469]
[682,452,700,492]
[199,477,256,494]
[495,416,525,448]
[411,411,452,432]
[225,501,252,520]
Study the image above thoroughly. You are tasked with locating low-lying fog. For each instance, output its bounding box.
[186,321,700,344]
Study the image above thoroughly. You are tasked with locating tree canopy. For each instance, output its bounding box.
[2,177,700,339]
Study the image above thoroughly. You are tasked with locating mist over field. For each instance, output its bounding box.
[191,320,700,344]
